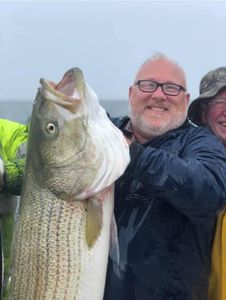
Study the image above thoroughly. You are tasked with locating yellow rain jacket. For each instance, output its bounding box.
[0,118,28,194]
[0,118,28,298]
[208,209,226,300]
[0,118,27,161]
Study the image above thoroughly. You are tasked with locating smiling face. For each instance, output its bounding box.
[129,57,190,143]
[203,90,226,147]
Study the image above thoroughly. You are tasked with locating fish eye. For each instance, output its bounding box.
[46,123,56,134]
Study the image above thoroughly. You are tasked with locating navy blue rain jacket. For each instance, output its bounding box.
[104,117,226,300]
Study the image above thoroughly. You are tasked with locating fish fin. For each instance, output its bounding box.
[86,197,103,248]
[109,214,120,265]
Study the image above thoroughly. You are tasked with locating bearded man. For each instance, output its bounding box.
[103,53,226,300]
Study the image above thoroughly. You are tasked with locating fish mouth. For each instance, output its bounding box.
[39,67,86,113]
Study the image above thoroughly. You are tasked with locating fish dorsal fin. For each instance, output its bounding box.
[85,196,103,248]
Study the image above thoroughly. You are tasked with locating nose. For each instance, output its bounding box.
[151,86,167,99]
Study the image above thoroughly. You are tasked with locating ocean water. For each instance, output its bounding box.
[0,100,129,124]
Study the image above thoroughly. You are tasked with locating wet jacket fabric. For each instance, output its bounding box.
[104,117,226,300]
[208,208,226,300]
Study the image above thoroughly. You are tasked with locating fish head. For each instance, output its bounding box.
[27,67,101,199]
[29,67,87,161]
[27,67,130,201]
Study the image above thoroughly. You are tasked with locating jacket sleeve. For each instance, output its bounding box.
[127,128,226,217]
[2,158,25,195]
[0,119,28,195]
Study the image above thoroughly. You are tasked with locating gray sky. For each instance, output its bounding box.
[1,0,226,103]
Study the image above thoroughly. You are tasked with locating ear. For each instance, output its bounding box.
[129,86,133,98]
[185,92,190,105]
[201,110,207,124]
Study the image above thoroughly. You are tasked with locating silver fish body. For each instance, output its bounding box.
[10,68,130,300]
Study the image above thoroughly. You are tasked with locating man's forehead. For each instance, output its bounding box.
[136,59,186,85]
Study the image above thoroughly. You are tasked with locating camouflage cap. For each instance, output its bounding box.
[188,67,226,125]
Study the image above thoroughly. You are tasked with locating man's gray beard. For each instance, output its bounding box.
[130,108,187,139]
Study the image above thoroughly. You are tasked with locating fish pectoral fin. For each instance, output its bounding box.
[86,197,103,248]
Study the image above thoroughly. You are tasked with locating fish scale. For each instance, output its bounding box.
[12,180,100,299]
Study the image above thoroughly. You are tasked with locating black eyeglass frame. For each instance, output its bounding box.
[135,80,186,96]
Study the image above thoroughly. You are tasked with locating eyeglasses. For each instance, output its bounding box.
[135,80,186,96]
[209,98,226,109]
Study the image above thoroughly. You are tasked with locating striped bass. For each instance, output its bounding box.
[9,68,130,300]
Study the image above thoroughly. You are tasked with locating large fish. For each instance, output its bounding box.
[9,68,130,300]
